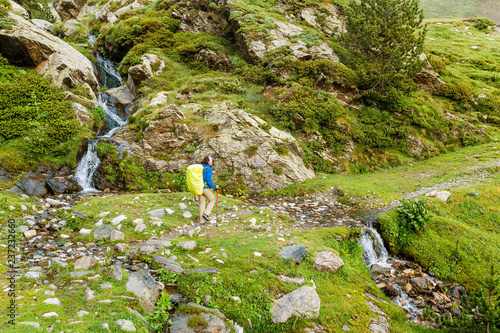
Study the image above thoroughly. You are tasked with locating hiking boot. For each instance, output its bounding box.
[203,214,210,221]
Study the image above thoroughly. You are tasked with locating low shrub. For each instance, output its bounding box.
[429,58,446,74]
[434,82,473,103]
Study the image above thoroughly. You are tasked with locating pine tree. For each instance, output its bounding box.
[342,0,427,92]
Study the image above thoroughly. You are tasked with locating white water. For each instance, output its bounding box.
[359,222,422,319]
[75,140,101,192]
[75,34,126,191]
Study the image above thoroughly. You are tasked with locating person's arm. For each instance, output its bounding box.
[205,167,217,189]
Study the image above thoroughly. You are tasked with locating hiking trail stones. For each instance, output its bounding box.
[126,269,159,312]
[270,286,321,323]
[116,319,137,332]
[279,245,307,264]
[313,251,344,273]
[178,241,197,250]
[93,225,116,240]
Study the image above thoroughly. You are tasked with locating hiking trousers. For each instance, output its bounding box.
[199,188,215,223]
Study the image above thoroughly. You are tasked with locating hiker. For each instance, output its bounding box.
[199,155,218,224]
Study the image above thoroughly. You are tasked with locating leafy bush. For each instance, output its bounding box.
[293,58,359,88]
[473,17,496,30]
[398,198,431,233]
[0,64,84,168]
[147,291,173,331]
[96,142,116,158]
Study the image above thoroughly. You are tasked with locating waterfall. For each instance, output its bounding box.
[75,140,101,192]
[359,221,422,318]
[75,33,126,192]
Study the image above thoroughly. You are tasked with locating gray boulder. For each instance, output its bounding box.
[279,245,307,264]
[270,286,320,323]
[93,225,116,240]
[151,255,184,273]
[11,172,48,196]
[105,85,135,118]
[313,251,344,273]
[126,269,159,312]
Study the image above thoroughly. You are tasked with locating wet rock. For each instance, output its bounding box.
[105,85,135,118]
[151,255,184,273]
[410,277,429,293]
[270,286,320,323]
[11,172,48,196]
[279,245,307,264]
[126,269,159,312]
[313,251,344,273]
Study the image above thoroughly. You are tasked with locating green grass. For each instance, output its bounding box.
[421,0,500,22]
[379,180,500,289]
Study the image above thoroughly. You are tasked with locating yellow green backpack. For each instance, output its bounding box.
[186,164,207,195]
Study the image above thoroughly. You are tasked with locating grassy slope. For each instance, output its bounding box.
[421,0,500,22]
[0,191,433,332]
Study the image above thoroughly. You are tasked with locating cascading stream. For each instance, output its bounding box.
[75,34,127,191]
[360,223,422,319]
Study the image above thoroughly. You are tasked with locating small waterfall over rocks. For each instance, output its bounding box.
[75,34,127,192]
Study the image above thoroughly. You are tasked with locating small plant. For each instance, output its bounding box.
[243,145,258,156]
[259,123,271,132]
[157,269,179,284]
[187,315,208,328]
[184,146,196,152]
[398,198,431,233]
[147,291,173,331]
[273,167,283,175]
[273,145,289,156]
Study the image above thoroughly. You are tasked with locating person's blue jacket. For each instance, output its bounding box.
[201,163,216,189]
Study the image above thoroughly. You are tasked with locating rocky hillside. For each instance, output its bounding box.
[1,0,500,196]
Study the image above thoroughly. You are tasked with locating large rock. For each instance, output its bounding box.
[177,8,229,37]
[55,0,87,21]
[279,245,308,264]
[126,269,159,312]
[105,85,135,117]
[193,103,315,193]
[74,256,97,270]
[232,18,339,65]
[93,225,116,240]
[0,13,98,98]
[96,0,145,24]
[151,255,184,273]
[10,172,48,196]
[31,19,54,33]
[9,0,28,19]
[127,54,165,96]
[270,286,320,323]
[60,20,83,38]
[313,251,344,273]
[72,102,90,126]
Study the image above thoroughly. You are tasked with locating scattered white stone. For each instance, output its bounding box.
[216,259,224,264]
[43,298,62,306]
[74,256,98,270]
[98,211,110,217]
[115,243,128,252]
[132,219,143,224]
[60,234,70,239]
[24,230,36,239]
[42,312,59,317]
[97,300,114,303]
[231,296,242,303]
[25,271,41,279]
[254,252,262,257]
[111,215,127,225]
[187,254,199,263]
[78,310,90,317]
[178,241,196,250]
[182,211,193,218]
[95,219,103,227]
[49,284,57,290]
[19,225,29,232]
[279,275,305,284]
[20,204,27,211]
[85,287,95,300]
[110,230,125,242]
[134,223,147,232]
[8,205,15,210]
[116,319,136,332]
[249,218,257,225]
[101,282,112,289]
[166,208,175,214]
[179,203,187,210]
[79,228,92,234]
[19,322,40,328]
[101,323,110,331]
[471,46,479,49]
[44,290,56,296]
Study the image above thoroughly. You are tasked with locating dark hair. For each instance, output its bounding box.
[201,156,211,164]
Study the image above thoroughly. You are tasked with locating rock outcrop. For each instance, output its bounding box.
[55,0,88,21]
[127,54,165,96]
[0,13,99,99]
[95,0,145,24]
[270,286,320,323]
